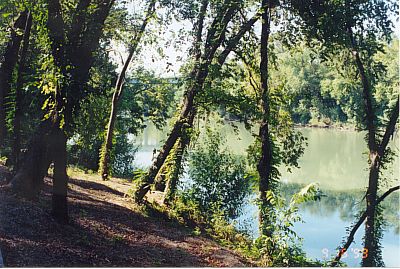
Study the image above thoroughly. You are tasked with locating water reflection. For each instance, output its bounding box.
[235,183,400,267]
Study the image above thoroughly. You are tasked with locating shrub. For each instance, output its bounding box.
[186,128,251,218]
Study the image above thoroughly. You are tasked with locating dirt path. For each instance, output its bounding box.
[0,166,249,267]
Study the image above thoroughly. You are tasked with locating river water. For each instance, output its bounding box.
[131,123,400,267]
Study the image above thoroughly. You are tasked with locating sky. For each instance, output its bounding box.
[110,0,192,77]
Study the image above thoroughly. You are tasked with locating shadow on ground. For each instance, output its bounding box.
[0,167,248,267]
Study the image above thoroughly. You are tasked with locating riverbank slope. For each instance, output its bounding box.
[0,165,249,267]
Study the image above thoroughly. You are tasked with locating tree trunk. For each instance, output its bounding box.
[10,121,52,198]
[99,0,155,180]
[160,3,269,203]
[362,154,380,267]
[257,0,273,237]
[163,110,195,205]
[346,22,381,266]
[162,138,184,205]
[0,11,28,147]
[99,72,125,180]
[133,64,211,203]
[10,11,33,169]
[133,104,194,202]
[50,127,69,224]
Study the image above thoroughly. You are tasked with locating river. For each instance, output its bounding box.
[131,123,400,267]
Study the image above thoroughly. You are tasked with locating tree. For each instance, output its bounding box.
[9,0,115,223]
[0,10,28,147]
[212,0,307,240]
[287,0,399,265]
[10,11,33,168]
[257,0,274,237]
[98,0,156,180]
[133,0,269,202]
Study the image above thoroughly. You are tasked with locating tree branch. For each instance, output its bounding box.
[116,0,156,99]
[67,0,115,101]
[235,49,260,100]
[204,1,238,62]
[345,0,377,152]
[379,98,399,156]
[217,2,267,65]
[330,185,400,266]
[79,0,115,65]
[192,0,209,60]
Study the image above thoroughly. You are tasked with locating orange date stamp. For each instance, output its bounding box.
[322,247,368,259]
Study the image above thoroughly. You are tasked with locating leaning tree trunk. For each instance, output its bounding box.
[133,0,234,202]
[161,3,268,204]
[10,11,33,169]
[98,64,129,180]
[133,51,208,201]
[133,97,197,202]
[163,110,195,205]
[132,0,222,202]
[0,11,28,147]
[133,62,213,203]
[99,0,156,180]
[331,185,400,266]
[257,0,273,237]
[162,138,185,204]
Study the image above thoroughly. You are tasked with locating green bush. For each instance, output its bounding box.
[186,128,251,218]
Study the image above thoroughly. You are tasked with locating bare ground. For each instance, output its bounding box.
[0,165,249,267]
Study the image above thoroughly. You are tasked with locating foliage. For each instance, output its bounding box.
[185,127,250,218]
[254,183,322,266]
[68,52,116,171]
[197,34,398,130]
[70,64,177,176]
[283,0,398,129]
[271,44,353,124]
[129,168,148,196]
[109,133,137,178]
[197,59,261,129]
[166,192,208,227]
[122,68,178,131]
[165,180,323,267]
[0,1,49,157]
